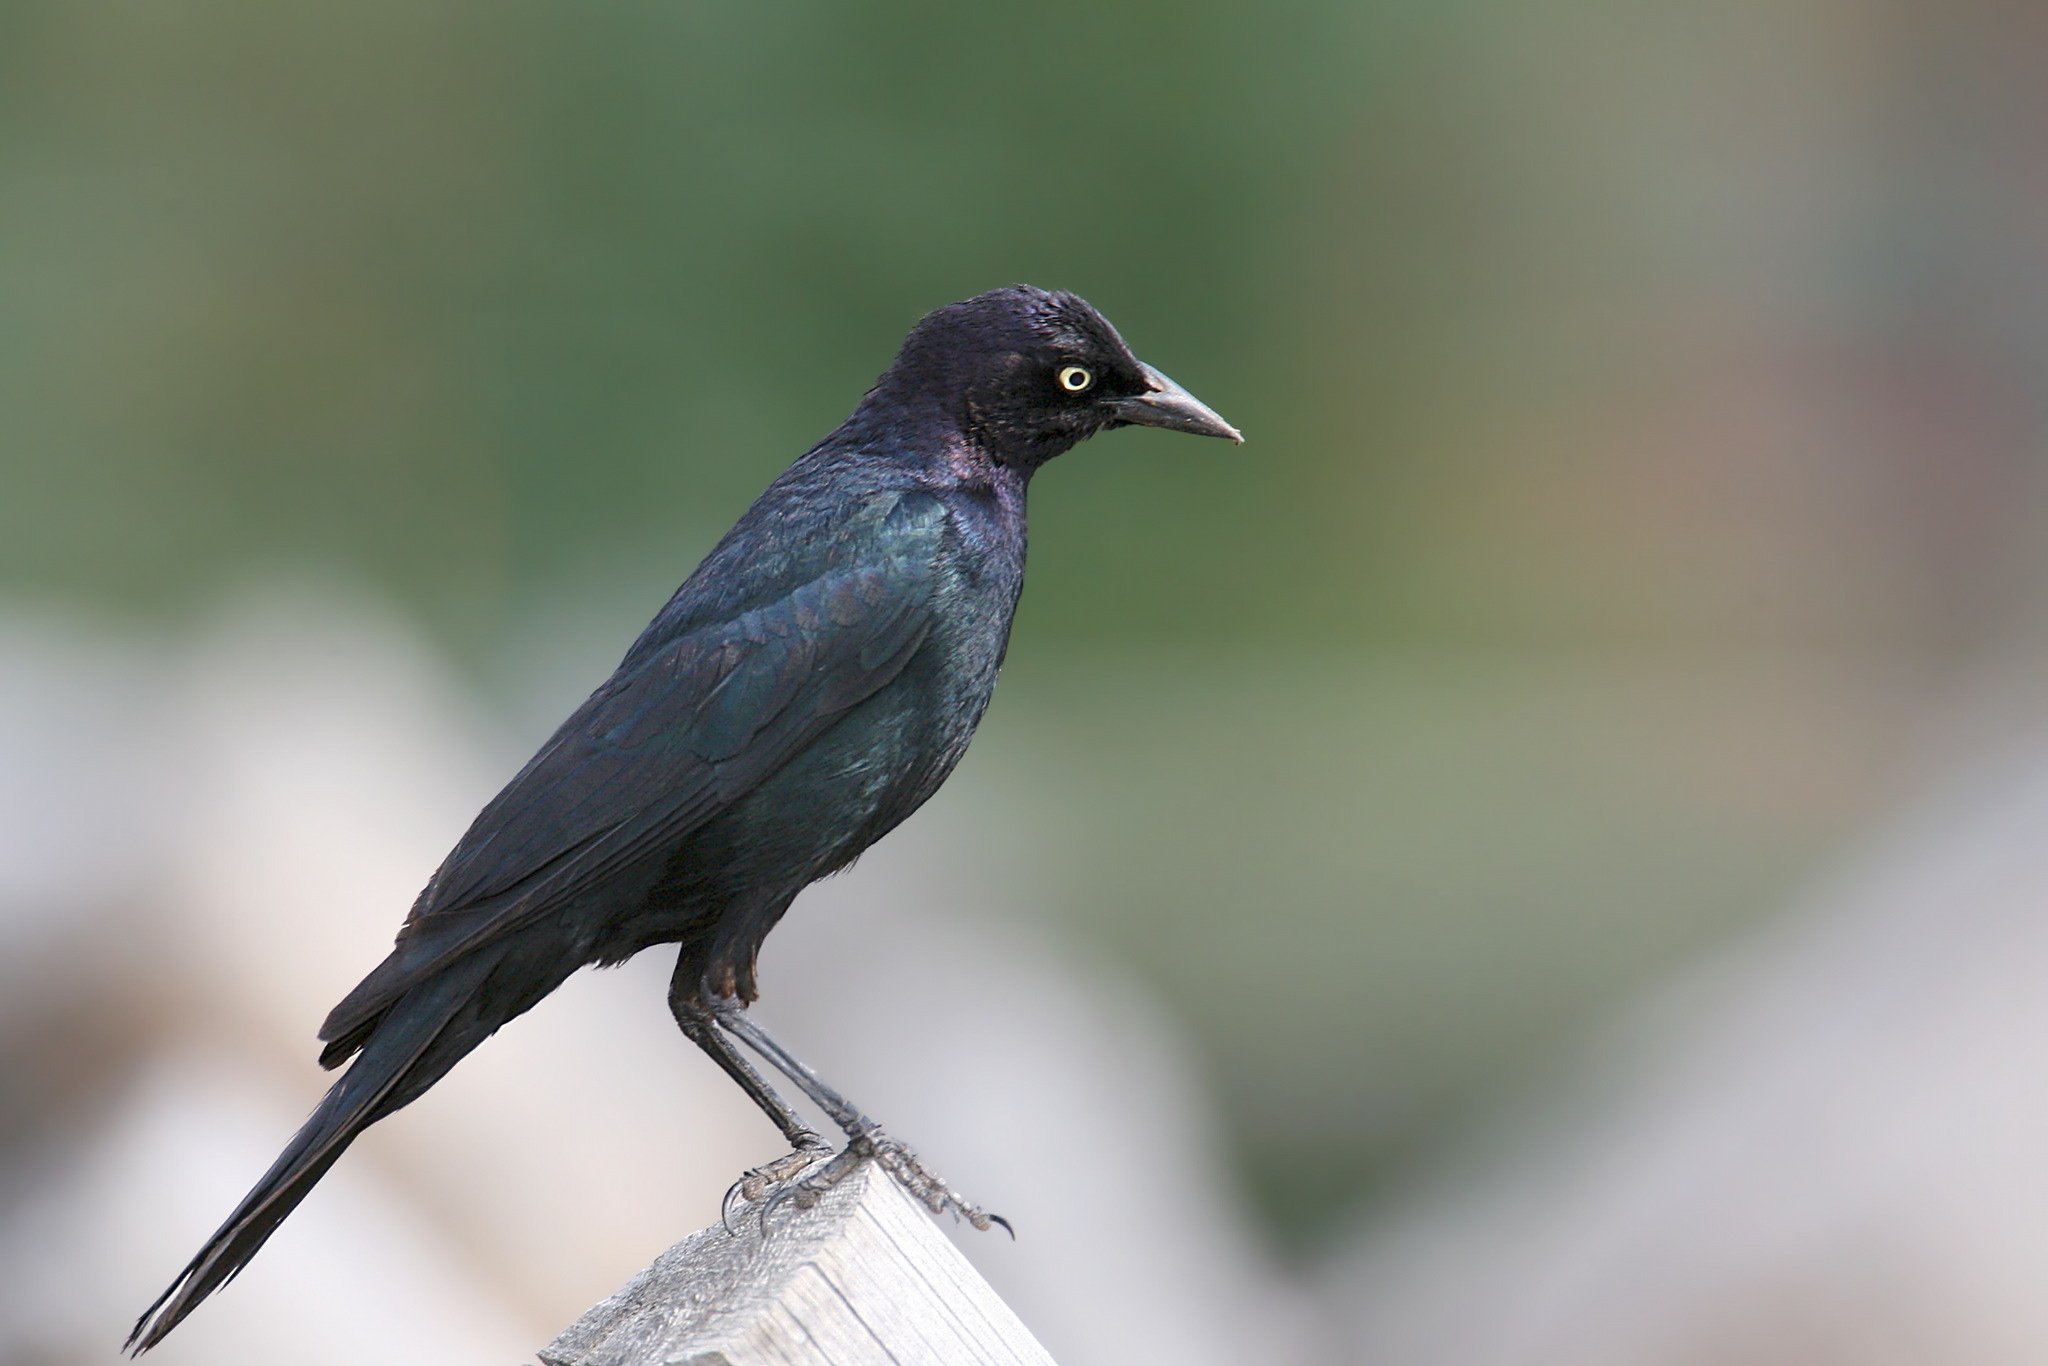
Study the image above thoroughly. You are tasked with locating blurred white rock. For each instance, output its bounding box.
[167,587,509,1052]
[0,1051,533,1366]
[1321,735,2048,1366]
[0,606,165,1011]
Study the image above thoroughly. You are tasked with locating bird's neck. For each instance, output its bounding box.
[836,389,1054,490]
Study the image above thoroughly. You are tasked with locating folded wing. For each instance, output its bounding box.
[319,493,945,1058]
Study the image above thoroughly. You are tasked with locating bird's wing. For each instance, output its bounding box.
[320,493,945,1046]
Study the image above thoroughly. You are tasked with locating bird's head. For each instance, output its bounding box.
[872,284,1241,468]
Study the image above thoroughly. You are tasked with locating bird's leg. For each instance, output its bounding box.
[708,996,1008,1234]
[667,973,830,1219]
[703,996,869,1137]
[667,994,822,1148]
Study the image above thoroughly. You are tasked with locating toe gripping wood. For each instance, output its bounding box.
[539,1153,1059,1366]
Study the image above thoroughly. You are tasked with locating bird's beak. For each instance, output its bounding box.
[1105,363,1243,443]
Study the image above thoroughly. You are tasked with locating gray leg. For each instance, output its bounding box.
[707,998,874,1139]
[708,996,1008,1234]
[667,966,823,1151]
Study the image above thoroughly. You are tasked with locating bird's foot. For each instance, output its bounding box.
[721,1138,832,1232]
[739,1128,1011,1237]
[854,1129,1013,1236]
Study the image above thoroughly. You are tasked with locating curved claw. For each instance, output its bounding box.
[720,1176,750,1236]
[986,1212,1015,1239]
[720,1143,836,1236]
[757,1181,798,1228]
[757,1175,815,1230]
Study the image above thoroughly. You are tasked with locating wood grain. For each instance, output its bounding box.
[541,1156,1059,1366]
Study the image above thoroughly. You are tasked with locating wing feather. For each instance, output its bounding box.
[319,494,946,1047]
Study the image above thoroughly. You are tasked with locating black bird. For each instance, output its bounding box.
[129,284,1239,1351]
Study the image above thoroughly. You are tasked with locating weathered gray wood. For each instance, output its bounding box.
[540,1156,1060,1366]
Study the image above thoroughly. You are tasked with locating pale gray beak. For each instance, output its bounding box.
[1105,363,1243,443]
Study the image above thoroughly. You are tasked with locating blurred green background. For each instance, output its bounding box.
[8,0,2039,1247]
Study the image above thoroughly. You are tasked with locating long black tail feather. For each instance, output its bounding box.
[125,951,500,1353]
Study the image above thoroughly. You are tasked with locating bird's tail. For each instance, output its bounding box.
[125,946,510,1354]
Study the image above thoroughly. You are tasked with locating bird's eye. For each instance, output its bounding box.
[1057,365,1094,393]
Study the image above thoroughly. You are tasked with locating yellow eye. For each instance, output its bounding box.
[1057,365,1094,393]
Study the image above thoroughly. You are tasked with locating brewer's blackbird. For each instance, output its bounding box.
[129,284,1239,1351]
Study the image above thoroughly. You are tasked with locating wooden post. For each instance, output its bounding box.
[540,1155,1061,1366]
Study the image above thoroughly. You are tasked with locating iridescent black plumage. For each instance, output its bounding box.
[130,285,1237,1351]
